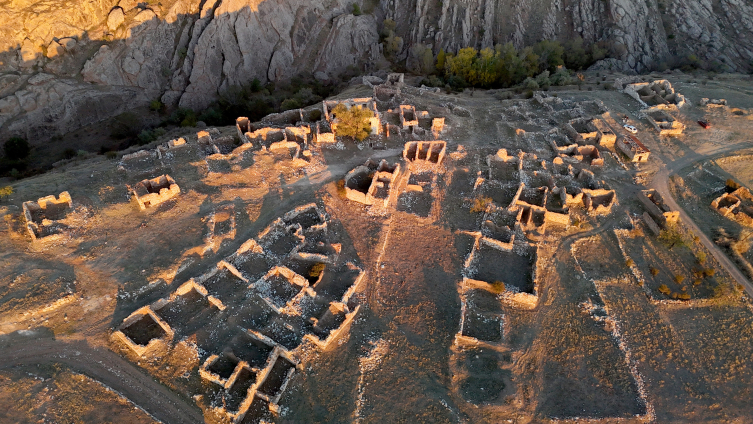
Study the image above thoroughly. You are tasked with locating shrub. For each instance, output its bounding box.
[0,186,12,199]
[309,263,325,279]
[352,3,361,15]
[674,275,685,284]
[659,224,687,250]
[105,151,118,160]
[4,137,30,160]
[625,259,634,267]
[697,252,707,264]
[678,293,691,300]
[649,267,660,276]
[703,268,715,277]
[693,279,702,286]
[280,98,302,111]
[470,197,493,213]
[198,107,223,126]
[522,77,539,90]
[658,284,671,295]
[331,103,373,141]
[149,100,163,112]
[491,281,506,294]
[726,178,741,192]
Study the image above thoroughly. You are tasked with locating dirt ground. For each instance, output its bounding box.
[1,74,753,423]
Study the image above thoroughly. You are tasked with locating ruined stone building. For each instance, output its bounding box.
[22,191,73,241]
[617,135,651,163]
[130,174,181,210]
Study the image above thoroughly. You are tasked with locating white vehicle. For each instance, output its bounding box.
[623,124,638,134]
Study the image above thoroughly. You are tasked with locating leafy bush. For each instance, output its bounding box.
[4,137,30,160]
[703,268,716,277]
[658,284,671,295]
[470,197,493,213]
[625,259,634,267]
[649,267,660,276]
[149,100,163,112]
[105,151,118,160]
[352,3,361,15]
[331,103,373,141]
[522,77,539,90]
[674,275,685,284]
[697,252,707,264]
[281,98,303,111]
[0,185,12,199]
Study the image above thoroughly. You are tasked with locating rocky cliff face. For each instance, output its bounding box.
[1,0,753,145]
[385,0,753,73]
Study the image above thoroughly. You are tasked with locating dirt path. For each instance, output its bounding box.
[0,333,203,424]
[649,140,753,297]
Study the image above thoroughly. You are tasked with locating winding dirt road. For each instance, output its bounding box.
[648,140,753,297]
[0,333,203,424]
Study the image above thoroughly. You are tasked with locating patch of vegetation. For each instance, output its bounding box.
[331,103,374,141]
[0,185,12,199]
[470,197,493,213]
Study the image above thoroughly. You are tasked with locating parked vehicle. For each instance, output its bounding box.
[698,120,711,129]
[623,124,638,134]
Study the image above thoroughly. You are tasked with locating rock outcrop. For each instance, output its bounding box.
[2,0,753,145]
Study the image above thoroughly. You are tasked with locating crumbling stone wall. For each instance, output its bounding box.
[617,135,651,162]
[22,191,73,241]
[130,174,180,210]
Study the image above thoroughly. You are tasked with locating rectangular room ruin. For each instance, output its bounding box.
[130,174,180,210]
[403,141,447,168]
[22,191,73,241]
[617,135,651,163]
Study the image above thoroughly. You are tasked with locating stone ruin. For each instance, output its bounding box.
[643,109,685,136]
[581,189,617,215]
[373,73,404,104]
[113,203,364,422]
[699,98,727,108]
[711,186,753,226]
[623,80,686,109]
[617,134,651,163]
[113,305,175,357]
[638,189,679,232]
[403,141,446,169]
[203,204,237,254]
[564,118,599,144]
[22,191,73,241]
[344,159,401,210]
[315,121,335,143]
[129,174,181,210]
[592,118,617,148]
[399,104,419,129]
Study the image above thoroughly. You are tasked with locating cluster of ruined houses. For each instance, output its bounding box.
[711,186,753,227]
[453,146,616,346]
[113,203,364,423]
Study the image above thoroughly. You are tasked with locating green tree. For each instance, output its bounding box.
[495,42,522,86]
[332,104,374,141]
[659,224,687,250]
[3,137,30,160]
[436,49,446,72]
[518,47,540,80]
[564,37,589,70]
[533,40,564,73]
